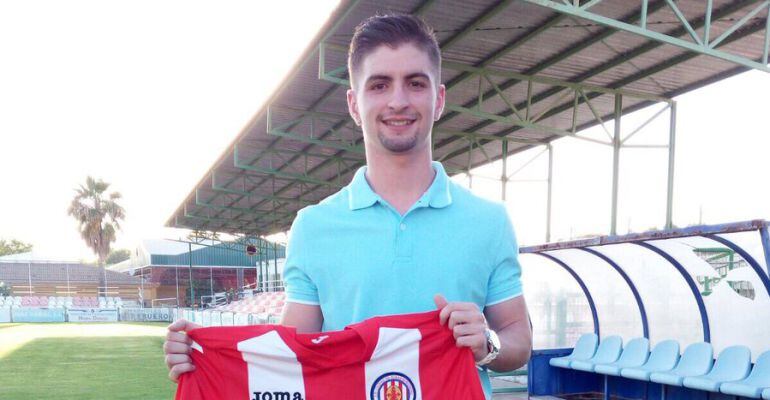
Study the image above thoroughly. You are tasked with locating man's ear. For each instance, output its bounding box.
[434,83,446,121]
[347,89,361,126]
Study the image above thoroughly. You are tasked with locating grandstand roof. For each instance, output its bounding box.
[0,262,141,284]
[109,238,285,273]
[167,0,770,236]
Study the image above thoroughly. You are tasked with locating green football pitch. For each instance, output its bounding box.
[0,322,177,400]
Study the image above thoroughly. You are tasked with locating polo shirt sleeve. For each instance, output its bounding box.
[485,207,523,306]
[283,211,320,306]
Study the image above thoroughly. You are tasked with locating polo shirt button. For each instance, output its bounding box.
[400,223,406,231]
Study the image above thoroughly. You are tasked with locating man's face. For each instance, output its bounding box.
[347,43,445,155]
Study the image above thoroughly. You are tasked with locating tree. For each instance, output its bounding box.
[68,176,126,295]
[106,248,131,265]
[0,281,10,296]
[0,238,33,256]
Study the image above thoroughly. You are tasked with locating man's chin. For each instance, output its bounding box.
[378,133,418,153]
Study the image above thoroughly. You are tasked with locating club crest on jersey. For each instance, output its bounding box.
[370,372,416,400]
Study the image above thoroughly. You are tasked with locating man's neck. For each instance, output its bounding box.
[364,151,436,216]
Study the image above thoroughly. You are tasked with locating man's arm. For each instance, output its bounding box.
[436,294,532,372]
[483,295,532,372]
[280,302,323,333]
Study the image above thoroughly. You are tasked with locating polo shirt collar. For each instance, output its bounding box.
[348,161,453,211]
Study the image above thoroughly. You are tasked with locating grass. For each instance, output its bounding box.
[0,323,176,400]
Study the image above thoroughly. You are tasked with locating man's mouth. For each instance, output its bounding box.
[381,118,416,127]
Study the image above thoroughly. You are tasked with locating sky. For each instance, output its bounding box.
[1,1,768,261]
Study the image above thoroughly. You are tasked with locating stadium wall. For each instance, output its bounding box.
[0,307,10,322]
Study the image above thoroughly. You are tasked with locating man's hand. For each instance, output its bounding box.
[434,294,488,362]
[164,319,202,382]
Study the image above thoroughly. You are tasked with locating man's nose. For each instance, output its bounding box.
[387,84,409,111]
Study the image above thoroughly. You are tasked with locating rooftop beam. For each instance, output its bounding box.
[438,0,763,165]
[521,0,770,72]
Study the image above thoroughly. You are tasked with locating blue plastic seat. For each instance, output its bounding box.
[650,342,713,386]
[762,388,770,399]
[594,337,649,376]
[621,340,680,381]
[549,333,598,369]
[571,335,623,372]
[682,345,751,392]
[719,350,770,398]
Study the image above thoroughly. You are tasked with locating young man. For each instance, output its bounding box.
[165,14,532,398]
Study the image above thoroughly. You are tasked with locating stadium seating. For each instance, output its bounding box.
[719,350,770,398]
[0,295,123,309]
[210,291,285,323]
[620,340,680,381]
[682,345,752,392]
[549,337,768,398]
[570,335,623,372]
[549,333,598,368]
[594,337,650,376]
[650,342,714,386]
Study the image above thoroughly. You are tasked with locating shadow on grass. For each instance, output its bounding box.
[0,336,176,400]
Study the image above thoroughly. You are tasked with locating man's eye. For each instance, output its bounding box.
[410,81,426,88]
[370,83,386,91]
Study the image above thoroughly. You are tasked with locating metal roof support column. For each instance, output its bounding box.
[138,267,143,307]
[259,239,265,292]
[209,267,214,299]
[547,144,553,242]
[666,102,677,229]
[273,242,279,292]
[611,94,622,235]
[762,3,770,65]
[467,140,474,189]
[760,224,770,278]
[501,140,508,201]
[188,242,194,307]
[175,266,180,307]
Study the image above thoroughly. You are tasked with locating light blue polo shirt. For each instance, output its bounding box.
[283,161,523,398]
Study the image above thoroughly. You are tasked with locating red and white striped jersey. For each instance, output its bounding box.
[176,310,485,400]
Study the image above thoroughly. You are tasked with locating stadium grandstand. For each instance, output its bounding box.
[0,256,141,301]
[109,238,286,308]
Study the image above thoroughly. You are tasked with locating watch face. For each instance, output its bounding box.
[487,329,501,353]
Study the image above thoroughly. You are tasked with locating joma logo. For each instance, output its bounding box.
[251,391,304,400]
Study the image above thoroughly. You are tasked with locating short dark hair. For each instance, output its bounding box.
[348,14,441,87]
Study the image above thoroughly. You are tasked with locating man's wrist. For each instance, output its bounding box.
[475,328,500,366]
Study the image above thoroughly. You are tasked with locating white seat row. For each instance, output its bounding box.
[0,296,124,309]
[551,333,770,398]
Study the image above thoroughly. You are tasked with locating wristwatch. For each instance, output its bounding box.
[475,328,501,367]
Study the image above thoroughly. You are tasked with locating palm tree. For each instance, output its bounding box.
[68,176,126,297]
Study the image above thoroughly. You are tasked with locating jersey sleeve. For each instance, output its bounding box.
[283,210,320,305]
[485,206,523,306]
